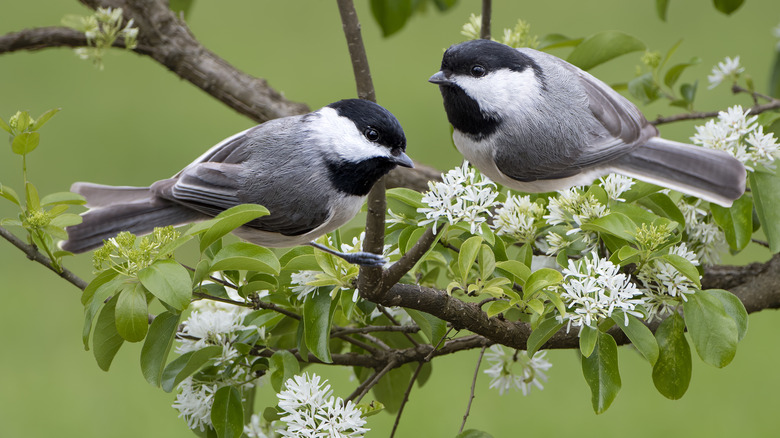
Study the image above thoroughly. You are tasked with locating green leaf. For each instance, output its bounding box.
[405,308,446,345]
[637,193,684,226]
[527,317,565,357]
[750,171,780,253]
[537,33,583,50]
[581,212,637,243]
[707,289,748,341]
[0,115,10,134]
[187,204,269,252]
[581,332,621,414]
[659,254,701,288]
[141,311,181,387]
[712,0,744,15]
[386,187,424,209]
[0,183,21,206]
[711,195,753,251]
[612,310,659,365]
[93,295,125,371]
[161,345,223,392]
[210,242,281,274]
[367,364,413,413]
[486,300,512,318]
[211,386,244,438]
[11,132,40,155]
[655,0,670,21]
[31,108,60,131]
[683,290,738,367]
[566,31,646,71]
[522,268,563,299]
[40,191,86,206]
[303,290,334,363]
[138,260,192,310]
[679,81,698,104]
[495,260,531,285]
[115,281,149,342]
[770,47,780,99]
[579,325,598,357]
[456,430,495,438]
[269,350,300,392]
[370,0,413,37]
[458,236,482,284]
[49,213,82,228]
[664,58,701,88]
[25,182,40,211]
[652,313,691,399]
[82,273,122,349]
[628,72,661,105]
[478,244,496,279]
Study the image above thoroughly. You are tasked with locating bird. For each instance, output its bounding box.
[428,39,746,207]
[60,99,413,266]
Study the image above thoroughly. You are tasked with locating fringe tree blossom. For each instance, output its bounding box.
[491,194,546,243]
[676,198,728,265]
[542,188,607,255]
[483,345,552,396]
[244,414,280,438]
[559,253,646,332]
[707,56,744,89]
[276,373,368,438]
[418,161,499,234]
[173,300,260,431]
[691,105,780,171]
[638,243,701,321]
[599,174,635,202]
[172,377,218,432]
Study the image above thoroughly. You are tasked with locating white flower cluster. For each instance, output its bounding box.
[63,7,138,69]
[418,161,499,234]
[559,253,645,332]
[542,188,608,255]
[244,414,280,438]
[483,345,552,396]
[173,300,260,431]
[676,198,728,265]
[491,194,545,243]
[637,243,701,321]
[276,373,368,438]
[691,105,780,171]
[707,56,744,89]
[599,174,635,202]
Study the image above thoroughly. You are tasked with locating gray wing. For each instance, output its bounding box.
[154,120,332,236]
[494,49,658,182]
[559,60,658,168]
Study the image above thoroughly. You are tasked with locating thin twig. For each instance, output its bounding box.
[459,346,487,434]
[480,0,492,40]
[390,361,426,438]
[651,86,780,125]
[424,326,455,361]
[331,325,420,336]
[357,333,392,351]
[348,360,397,403]
[752,239,770,248]
[334,334,381,355]
[192,292,252,308]
[0,225,88,290]
[379,305,420,347]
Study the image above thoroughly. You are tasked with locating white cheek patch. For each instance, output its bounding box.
[456,69,543,117]
[310,107,392,161]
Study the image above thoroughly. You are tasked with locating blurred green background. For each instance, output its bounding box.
[1,1,779,437]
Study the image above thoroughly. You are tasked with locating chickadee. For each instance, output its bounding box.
[429,39,746,207]
[60,99,413,266]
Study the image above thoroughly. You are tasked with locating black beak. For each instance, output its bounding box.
[393,151,414,168]
[428,71,453,86]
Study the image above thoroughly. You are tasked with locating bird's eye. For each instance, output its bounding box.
[470,65,486,77]
[364,128,380,142]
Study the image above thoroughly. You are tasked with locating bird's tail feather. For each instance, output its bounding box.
[60,184,203,253]
[612,138,746,207]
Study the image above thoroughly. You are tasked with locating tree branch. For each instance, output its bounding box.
[480,0,492,40]
[651,84,780,125]
[0,226,88,290]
